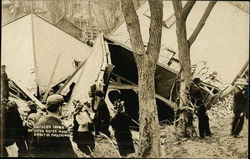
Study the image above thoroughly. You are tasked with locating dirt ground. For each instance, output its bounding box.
[161,104,248,158]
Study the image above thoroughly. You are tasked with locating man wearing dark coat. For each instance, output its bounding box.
[23,101,42,155]
[93,90,111,137]
[30,94,77,158]
[190,78,212,139]
[110,95,135,157]
[1,65,10,100]
[1,100,28,157]
[231,78,248,137]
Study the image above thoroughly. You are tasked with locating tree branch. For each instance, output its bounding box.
[100,5,111,33]
[147,0,163,63]
[121,0,145,56]
[172,0,182,19]
[188,1,217,46]
[181,1,196,21]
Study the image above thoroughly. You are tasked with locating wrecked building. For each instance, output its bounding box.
[1,1,248,128]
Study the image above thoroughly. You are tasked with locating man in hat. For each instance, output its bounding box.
[23,101,42,154]
[93,90,111,137]
[1,65,10,100]
[30,94,77,158]
[190,78,212,139]
[72,101,95,157]
[110,96,135,157]
[231,78,248,137]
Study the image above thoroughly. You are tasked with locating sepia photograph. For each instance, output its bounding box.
[0,0,249,158]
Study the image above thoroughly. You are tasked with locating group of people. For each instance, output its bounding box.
[190,77,248,139]
[1,65,135,157]
[1,64,249,157]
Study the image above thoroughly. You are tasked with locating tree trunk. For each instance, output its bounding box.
[173,1,195,138]
[137,57,161,157]
[176,19,195,138]
[121,0,163,157]
[172,0,217,138]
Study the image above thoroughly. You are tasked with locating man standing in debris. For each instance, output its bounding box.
[190,78,212,139]
[231,78,248,137]
[23,101,42,154]
[110,95,135,157]
[30,94,77,158]
[1,65,10,100]
[93,90,111,137]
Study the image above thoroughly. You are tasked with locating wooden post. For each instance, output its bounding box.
[31,0,40,95]
[11,79,46,110]
[43,53,61,101]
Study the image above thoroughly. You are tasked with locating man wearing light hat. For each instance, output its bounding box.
[30,94,76,157]
[231,78,248,137]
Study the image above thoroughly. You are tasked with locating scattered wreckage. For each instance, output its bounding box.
[5,34,222,128]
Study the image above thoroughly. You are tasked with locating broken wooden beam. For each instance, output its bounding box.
[10,79,46,110]
[108,83,177,109]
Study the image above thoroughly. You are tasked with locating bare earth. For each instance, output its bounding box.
[161,95,248,159]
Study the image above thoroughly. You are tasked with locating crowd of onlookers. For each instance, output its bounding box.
[1,65,135,157]
[1,64,248,157]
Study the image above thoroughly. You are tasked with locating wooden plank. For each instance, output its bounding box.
[111,73,137,86]
[108,84,177,109]
[104,40,112,64]
[43,53,61,101]
[10,79,46,109]
[108,84,138,90]
[95,34,108,89]
[231,59,249,85]
[31,13,39,90]
[200,81,220,91]
[155,94,177,109]
[9,80,28,99]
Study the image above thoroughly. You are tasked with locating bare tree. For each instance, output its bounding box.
[44,0,77,24]
[121,0,163,157]
[91,0,145,34]
[11,0,38,17]
[10,0,76,25]
[91,0,122,34]
[172,0,217,138]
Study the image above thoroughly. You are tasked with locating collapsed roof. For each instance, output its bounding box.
[1,14,91,95]
[59,34,111,110]
[108,1,249,87]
